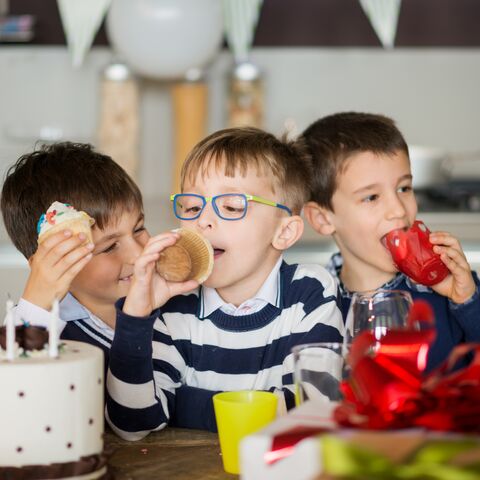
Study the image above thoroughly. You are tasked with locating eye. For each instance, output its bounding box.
[398,185,413,193]
[101,242,118,254]
[362,194,379,203]
[223,205,245,213]
[134,226,146,234]
[186,206,202,214]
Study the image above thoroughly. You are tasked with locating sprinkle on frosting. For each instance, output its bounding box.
[37,201,94,235]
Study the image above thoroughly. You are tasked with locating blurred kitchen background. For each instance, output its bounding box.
[1,0,480,298]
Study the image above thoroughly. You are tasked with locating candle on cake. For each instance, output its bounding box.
[49,299,59,358]
[5,298,15,360]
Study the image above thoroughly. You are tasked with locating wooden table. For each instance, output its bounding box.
[105,427,236,480]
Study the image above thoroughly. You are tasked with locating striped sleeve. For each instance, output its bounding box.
[105,299,181,441]
[280,264,344,408]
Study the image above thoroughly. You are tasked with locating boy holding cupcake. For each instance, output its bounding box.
[1,142,196,367]
[105,127,344,438]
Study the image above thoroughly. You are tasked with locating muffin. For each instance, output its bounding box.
[156,228,214,283]
[37,201,95,245]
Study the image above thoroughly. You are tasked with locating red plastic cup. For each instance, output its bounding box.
[384,220,449,286]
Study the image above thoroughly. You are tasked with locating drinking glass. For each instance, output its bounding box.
[344,289,414,346]
[292,342,348,406]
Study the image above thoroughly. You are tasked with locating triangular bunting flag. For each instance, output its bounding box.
[222,0,263,62]
[359,0,402,49]
[57,0,112,68]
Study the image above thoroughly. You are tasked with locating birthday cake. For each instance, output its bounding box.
[0,325,106,479]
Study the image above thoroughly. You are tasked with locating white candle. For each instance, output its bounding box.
[49,299,59,358]
[5,299,15,360]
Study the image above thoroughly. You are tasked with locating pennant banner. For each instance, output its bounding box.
[222,0,263,62]
[57,0,112,68]
[359,0,402,49]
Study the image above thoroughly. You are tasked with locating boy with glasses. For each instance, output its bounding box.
[106,127,344,438]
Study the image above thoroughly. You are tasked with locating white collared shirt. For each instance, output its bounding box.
[13,256,284,333]
[199,256,283,318]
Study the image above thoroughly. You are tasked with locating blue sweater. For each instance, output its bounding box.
[105,262,344,439]
[326,253,480,371]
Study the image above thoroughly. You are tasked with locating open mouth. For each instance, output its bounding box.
[119,274,133,282]
[381,226,409,249]
[213,248,225,259]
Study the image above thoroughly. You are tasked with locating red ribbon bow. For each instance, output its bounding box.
[335,300,480,432]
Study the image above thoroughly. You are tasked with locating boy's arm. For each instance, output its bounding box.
[23,229,93,311]
[107,299,216,439]
[106,233,198,440]
[280,268,344,409]
[448,270,480,340]
[428,231,480,339]
[107,299,218,436]
[172,385,219,431]
[105,301,176,440]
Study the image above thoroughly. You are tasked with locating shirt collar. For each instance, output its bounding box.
[200,256,283,319]
[60,293,114,337]
[60,293,91,321]
[326,252,431,295]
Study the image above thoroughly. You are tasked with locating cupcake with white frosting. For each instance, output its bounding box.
[37,201,95,245]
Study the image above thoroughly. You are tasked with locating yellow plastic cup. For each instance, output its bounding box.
[213,390,278,474]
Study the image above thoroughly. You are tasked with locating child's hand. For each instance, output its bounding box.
[429,231,476,304]
[123,232,198,317]
[22,230,94,310]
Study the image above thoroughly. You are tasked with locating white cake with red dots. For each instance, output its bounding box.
[0,336,105,479]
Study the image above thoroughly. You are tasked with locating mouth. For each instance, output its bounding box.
[381,226,409,249]
[212,247,225,260]
[119,274,133,282]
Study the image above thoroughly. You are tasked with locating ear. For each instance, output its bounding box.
[272,215,304,251]
[303,201,336,236]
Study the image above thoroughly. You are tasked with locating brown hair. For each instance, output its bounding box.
[301,112,409,210]
[180,127,312,215]
[1,142,143,258]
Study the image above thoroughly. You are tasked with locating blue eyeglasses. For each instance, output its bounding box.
[170,193,292,221]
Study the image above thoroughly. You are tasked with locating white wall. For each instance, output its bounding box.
[1,45,480,298]
[1,46,480,201]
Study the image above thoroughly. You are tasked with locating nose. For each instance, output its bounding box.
[195,201,217,231]
[385,191,408,221]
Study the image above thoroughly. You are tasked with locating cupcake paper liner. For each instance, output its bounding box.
[157,228,214,284]
[38,215,94,245]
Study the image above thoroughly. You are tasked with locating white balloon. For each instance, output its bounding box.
[106,0,224,79]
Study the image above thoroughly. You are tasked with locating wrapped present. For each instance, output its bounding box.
[241,301,480,479]
[241,401,480,480]
[335,300,480,432]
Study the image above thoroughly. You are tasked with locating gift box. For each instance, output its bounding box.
[241,401,480,480]
[241,301,480,479]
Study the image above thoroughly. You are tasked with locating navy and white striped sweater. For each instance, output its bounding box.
[106,262,344,440]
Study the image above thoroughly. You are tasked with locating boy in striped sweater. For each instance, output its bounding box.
[107,127,344,439]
